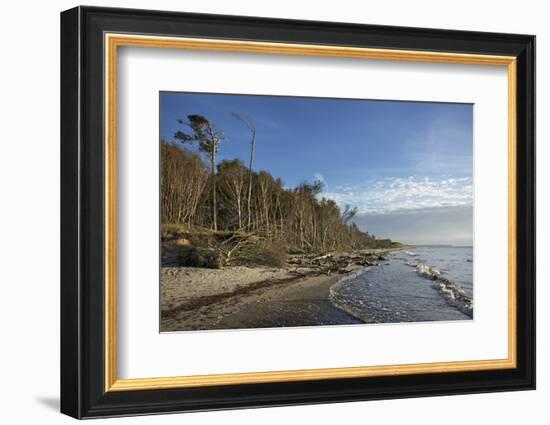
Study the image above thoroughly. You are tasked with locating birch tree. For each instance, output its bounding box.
[218,159,246,230]
[174,115,224,231]
[232,112,256,231]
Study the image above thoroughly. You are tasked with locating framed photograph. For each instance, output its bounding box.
[60,6,535,419]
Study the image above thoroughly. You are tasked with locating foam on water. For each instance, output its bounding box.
[329,246,473,323]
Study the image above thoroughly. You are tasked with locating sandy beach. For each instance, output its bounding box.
[159,245,473,331]
[160,266,361,332]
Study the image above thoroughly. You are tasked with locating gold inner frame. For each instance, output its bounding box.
[104,33,517,392]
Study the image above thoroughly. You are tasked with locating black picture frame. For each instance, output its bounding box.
[61,5,535,419]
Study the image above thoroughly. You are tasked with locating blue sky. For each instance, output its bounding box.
[160,92,473,245]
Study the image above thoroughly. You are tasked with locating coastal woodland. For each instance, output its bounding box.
[161,114,397,269]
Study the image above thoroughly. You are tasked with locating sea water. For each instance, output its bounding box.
[329,246,473,323]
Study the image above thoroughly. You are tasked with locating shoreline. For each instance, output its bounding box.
[160,265,365,332]
[160,248,401,332]
[159,245,473,331]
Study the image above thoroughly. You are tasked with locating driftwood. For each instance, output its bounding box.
[287,251,384,276]
[217,233,257,266]
[162,226,389,272]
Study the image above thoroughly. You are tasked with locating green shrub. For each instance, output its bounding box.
[233,240,286,267]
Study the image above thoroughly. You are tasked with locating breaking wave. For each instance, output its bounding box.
[404,260,473,317]
[327,247,474,323]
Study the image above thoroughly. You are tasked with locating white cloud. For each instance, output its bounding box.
[320,176,473,215]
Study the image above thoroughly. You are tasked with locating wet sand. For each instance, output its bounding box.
[160,268,361,332]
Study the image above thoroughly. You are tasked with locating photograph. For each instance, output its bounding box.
[159,92,474,332]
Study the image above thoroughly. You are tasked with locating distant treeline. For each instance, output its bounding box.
[161,114,395,253]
